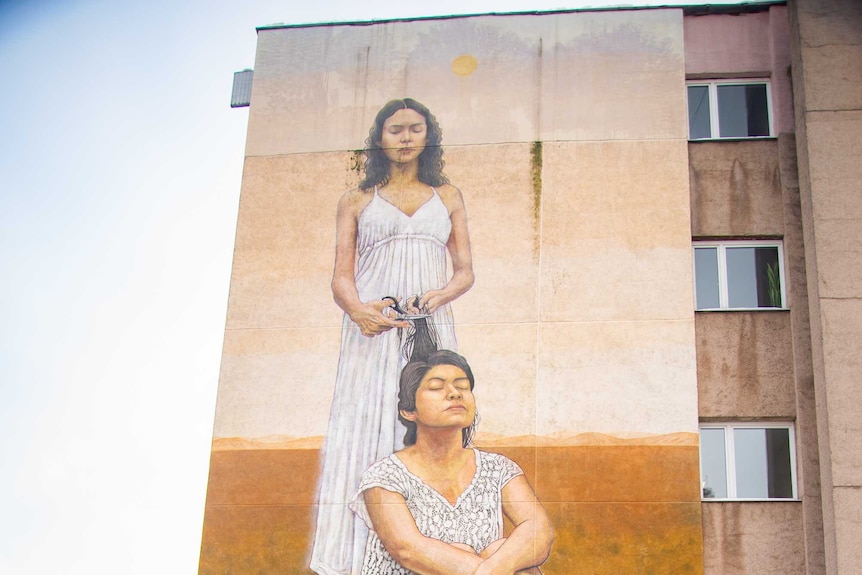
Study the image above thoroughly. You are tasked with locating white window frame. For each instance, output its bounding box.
[687,79,774,140]
[693,240,787,311]
[699,422,798,501]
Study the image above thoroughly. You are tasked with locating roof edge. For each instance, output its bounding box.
[255,1,785,32]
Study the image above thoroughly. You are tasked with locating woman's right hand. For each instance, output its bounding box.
[349,299,410,337]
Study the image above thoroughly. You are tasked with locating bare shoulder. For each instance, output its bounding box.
[338,187,375,216]
[434,183,466,212]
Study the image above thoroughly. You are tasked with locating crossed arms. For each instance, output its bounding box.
[363,475,554,575]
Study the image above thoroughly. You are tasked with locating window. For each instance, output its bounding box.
[693,241,786,310]
[687,80,773,140]
[700,423,797,500]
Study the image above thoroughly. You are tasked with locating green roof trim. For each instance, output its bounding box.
[255,1,785,32]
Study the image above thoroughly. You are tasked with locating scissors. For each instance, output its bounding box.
[382,295,431,320]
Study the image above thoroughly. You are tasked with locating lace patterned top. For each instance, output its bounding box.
[349,449,524,574]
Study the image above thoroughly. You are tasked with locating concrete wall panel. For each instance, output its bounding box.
[537,321,698,437]
[689,140,785,237]
[792,0,862,112]
[684,12,773,76]
[804,111,862,223]
[225,154,352,331]
[702,502,805,575]
[455,322,538,439]
[213,327,339,439]
[443,144,540,325]
[820,299,862,487]
[834,487,862,573]
[695,311,796,419]
[542,141,694,323]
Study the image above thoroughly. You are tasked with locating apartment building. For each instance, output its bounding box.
[201,1,862,573]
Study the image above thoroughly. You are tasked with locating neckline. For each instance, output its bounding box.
[391,449,480,508]
[374,186,438,219]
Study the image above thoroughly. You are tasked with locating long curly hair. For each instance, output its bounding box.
[397,350,477,448]
[359,98,449,190]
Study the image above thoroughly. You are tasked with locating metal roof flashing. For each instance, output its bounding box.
[254,1,784,32]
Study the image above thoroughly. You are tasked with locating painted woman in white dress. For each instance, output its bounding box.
[310,99,474,575]
[351,350,554,574]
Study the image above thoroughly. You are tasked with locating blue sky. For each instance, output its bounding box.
[0,0,747,572]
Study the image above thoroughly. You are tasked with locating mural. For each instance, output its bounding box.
[201,8,704,575]
[310,99,475,574]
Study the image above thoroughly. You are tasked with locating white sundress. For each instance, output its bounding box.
[310,187,458,575]
[349,450,524,574]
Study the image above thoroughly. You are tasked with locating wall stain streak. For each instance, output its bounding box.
[737,314,761,411]
[689,163,701,234]
[730,158,751,230]
[350,149,364,178]
[535,38,543,140]
[531,140,543,259]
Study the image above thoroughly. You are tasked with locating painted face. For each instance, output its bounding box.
[378,108,427,164]
[406,364,476,431]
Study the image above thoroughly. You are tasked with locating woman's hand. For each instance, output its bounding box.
[416,289,449,315]
[471,542,511,575]
[349,299,409,337]
[455,542,541,575]
[472,559,542,575]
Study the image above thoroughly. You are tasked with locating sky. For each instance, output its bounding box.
[0,0,752,572]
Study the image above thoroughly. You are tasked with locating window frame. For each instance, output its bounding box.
[699,422,798,502]
[693,240,788,311]
[686,79,774,140]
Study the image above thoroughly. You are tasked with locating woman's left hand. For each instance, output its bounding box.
[416,289,448,315]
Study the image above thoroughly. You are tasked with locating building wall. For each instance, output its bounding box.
[200,2,862,573]
[685,6,825,574]
[702,502,805,575]
[789,0,862,572]
[202,8,703,575]
[688,136,817,574]
[684,6,794,134]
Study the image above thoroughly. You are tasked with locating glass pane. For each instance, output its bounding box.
[754,247,781,307]
[717,84,769,137]
[727,246,781,308]
[734,428,769,498]
[688,85,712,139]
[694,247,720,309]
[766,428,793,498]
[744,84,770,136]
[700,428,727,498]
[726,247,758,307]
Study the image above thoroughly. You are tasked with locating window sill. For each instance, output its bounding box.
[695,308,789,313]
[702,498,800,503]
[689,136,777,142]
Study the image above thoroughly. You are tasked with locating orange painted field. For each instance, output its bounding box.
[199,444,703,574]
